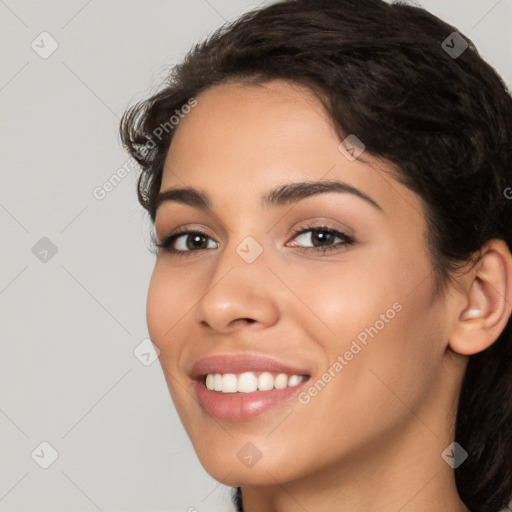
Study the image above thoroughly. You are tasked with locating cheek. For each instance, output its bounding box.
[301,240,433,339]
[146,262,187,355]
[146,266,165,345]
[289,256,403,343]
[291,250,440,401]
[146,263,200,420]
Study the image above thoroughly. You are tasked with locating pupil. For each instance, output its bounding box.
[313,231,333,246]
[188,234,207,249]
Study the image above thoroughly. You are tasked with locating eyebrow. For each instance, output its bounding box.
[154,180,382,213]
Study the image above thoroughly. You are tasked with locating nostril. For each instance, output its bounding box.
[231,318,257,326]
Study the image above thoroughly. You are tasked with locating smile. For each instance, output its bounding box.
[190,354,312,420]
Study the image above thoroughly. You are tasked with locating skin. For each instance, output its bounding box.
[146,79,512,512]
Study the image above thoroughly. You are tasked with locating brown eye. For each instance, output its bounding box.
[288,225,354,253]
[156,230,218,254]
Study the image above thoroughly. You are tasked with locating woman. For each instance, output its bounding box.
[119,0,512,510]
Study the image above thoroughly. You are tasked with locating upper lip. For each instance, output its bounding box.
[190,354,311,380]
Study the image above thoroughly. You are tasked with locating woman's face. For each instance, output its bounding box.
[147,79,458,487]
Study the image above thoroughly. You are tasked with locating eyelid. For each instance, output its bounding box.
[286,216,356,239]
[155,222,213,244]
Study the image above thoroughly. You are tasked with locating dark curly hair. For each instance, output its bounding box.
[119,1,512,510]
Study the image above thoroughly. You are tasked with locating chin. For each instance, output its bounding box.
[200,459,288,487]
[192,436,308,487]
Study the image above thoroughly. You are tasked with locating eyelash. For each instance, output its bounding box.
[154,222,354,258]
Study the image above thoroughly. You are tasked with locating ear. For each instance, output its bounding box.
[449,239,512,356]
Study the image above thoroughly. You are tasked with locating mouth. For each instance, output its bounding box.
[190,354,312,420]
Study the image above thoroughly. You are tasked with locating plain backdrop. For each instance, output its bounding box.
[1,1,511,511]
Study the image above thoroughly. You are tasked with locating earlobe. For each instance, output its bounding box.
[449,239,512,356]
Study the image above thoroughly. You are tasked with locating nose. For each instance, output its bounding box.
[193,248,280,334]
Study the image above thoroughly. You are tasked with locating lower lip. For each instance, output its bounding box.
[195,378,309,420]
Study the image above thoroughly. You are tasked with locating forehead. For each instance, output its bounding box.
[160,79,422,223]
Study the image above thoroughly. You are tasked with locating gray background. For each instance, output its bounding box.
[1,0,511,511]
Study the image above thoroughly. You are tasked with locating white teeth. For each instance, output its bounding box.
[221,374,238,393]
[274,373,288,390]
[237,372,258,393]
[213,374,222,391]
[204,371,307,393]
[257,371,274,391]
[287,375,303,387]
